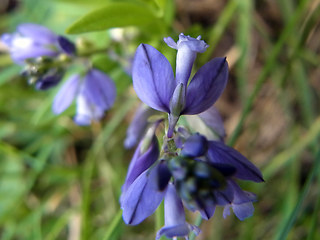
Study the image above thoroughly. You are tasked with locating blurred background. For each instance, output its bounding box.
[0,0,320,239]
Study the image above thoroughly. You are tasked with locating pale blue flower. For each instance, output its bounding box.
[52,69,116,125]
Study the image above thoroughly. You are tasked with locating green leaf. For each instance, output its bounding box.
[66,1,164,34]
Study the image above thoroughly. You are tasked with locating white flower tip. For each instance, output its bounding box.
[164,36,177,49]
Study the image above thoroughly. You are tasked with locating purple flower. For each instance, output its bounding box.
[132,33,228,137]
[52,68,116,125]
[1,23,75,63]
[156,183,200,240]
[121,131,262,239]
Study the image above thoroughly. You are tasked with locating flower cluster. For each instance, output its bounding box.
[1,23,116,125]
[121,33,263,239]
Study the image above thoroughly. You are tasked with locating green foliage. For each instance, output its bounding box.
[66,1,166,35]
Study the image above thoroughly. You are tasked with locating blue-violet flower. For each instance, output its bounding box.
[1,23,75,63]
[132,33,228,137]
[52,68,116,125]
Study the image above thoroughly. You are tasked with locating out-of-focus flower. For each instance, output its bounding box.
[2,23,76,90]
[1,23,58,63]
[132,33,228,137]
[1,23,75,63]
[57,36,76,55]
[52,68,116,125]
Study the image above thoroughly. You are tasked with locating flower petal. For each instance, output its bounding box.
[5,34,57,63]
[124,104,157,149]
[35,69,63,90]
[182,57,228,115]
[207,141,264,182]
[157,161,171,191]
[57,36,76,55]
[121,136,159,196]
[1,33,12,46]
[17,23,57,45]
[181,133,208,158]
[132,44,175,113]
[177,33,208,53]
[156,223,200,240]
[213,180,234,205]
[164,183,186,226]
[52,74,80,115]
[73,94,105,125]
[198,204,216,220]
[232,201,255,221]
[82,69,116,111]
[198,105,226,139]
[121,167,166,225]
[163,36,177,49]
[223,181,256,220]
[229,180,256,204]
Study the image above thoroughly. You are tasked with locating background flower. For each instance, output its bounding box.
[52,68,116,125]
